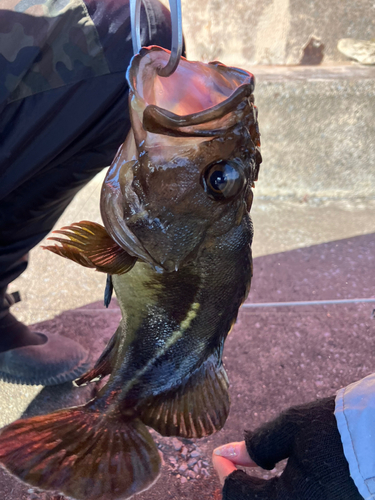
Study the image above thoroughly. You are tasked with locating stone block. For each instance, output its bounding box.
[253,65,375,198]
[160,0,375,66]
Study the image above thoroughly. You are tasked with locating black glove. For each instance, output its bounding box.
[223,397,363,500]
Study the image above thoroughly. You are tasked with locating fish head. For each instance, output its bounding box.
[101,47,261,272]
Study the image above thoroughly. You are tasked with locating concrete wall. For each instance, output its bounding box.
[158,1,375,198]
[160,0,375,66]
[254,66,375,198]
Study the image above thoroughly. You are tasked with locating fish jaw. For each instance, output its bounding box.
[101,47,261,272]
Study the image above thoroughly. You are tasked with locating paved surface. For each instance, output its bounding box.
[1,167,374,499]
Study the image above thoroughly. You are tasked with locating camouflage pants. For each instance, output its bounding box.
[0,0,174,287]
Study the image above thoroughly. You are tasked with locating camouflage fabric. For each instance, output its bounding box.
[0,0,110,104]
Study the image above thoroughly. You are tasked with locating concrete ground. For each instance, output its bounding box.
[0,166,374,499]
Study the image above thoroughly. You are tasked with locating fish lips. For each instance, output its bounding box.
[127,46,255,141]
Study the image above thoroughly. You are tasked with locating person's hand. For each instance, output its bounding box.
[216,397,363,500]
[212,441,257,485]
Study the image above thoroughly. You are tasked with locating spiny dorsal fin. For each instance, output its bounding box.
[139,355,230,438]
[42,221,137,275]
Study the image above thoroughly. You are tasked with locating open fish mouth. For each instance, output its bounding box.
[127,46,256,138]
[100,46,260,272]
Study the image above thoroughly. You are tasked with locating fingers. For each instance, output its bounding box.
[214,441,256,466]
[223,470,279,500]
[212,442,257,486]
[244,413,296,470]
[212,454,237,486]
[245,397,335,470]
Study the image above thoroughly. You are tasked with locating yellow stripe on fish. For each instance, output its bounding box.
[120,302,201,395]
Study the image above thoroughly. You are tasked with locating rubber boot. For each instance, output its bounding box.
[0,286,90,386]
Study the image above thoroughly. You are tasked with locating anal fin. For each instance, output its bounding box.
[74,328,119,387]
[139,355,230,438]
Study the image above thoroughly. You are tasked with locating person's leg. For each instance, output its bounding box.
[0,0,174,383]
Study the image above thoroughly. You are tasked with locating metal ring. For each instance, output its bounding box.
[157,0,183,77]
[130,0,183,78]
[130,0,142,55]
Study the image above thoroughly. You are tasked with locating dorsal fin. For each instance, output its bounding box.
[42,221,137,275]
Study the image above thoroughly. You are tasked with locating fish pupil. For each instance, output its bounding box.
[210,170,227,192]
[203,160,244,200]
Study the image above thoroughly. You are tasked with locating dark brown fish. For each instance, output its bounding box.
[0,47,261,500]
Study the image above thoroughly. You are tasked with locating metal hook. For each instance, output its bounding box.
[157,0,183,77]
[130,0,142,55]
[130,0,183,78]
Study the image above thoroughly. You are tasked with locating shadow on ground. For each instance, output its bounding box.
[0,233,374,500]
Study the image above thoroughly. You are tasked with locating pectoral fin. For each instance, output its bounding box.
[139,356,230,438]
[43,221,137,275]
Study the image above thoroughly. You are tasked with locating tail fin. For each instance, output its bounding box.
[0,405,161,500]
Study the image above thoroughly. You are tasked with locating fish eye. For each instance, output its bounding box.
[202,160,245,201]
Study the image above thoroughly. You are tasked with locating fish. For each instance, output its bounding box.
[0,46,261,500]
